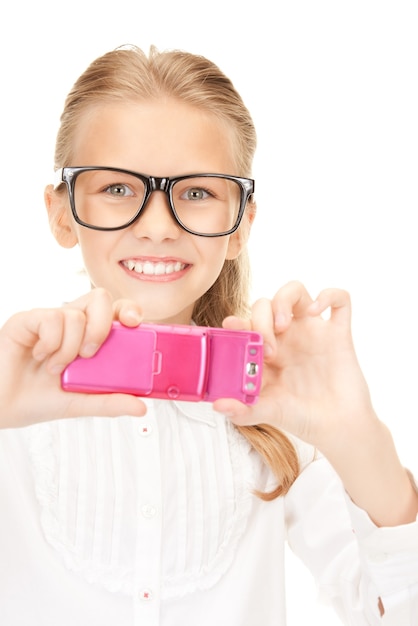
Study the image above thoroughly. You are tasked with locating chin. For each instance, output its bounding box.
[141,308,193,326]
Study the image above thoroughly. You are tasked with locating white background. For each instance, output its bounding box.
[1,1,417,623]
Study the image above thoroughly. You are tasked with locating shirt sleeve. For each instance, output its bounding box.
[284,454,418,625]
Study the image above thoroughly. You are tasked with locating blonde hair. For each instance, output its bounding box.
[54,45,300,499]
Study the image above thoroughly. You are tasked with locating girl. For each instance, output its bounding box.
[0,45,417,625]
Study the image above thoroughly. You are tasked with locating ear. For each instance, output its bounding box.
[44,184,78,248]
[226,199,256,260]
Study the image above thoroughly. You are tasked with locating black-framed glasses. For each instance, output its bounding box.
[54,166,255,237]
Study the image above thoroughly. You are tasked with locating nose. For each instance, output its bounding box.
[130,189,181,241]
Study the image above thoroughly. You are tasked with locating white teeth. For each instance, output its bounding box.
[143,262,154,275]
[124,260,186,275]
[155,262,166,275]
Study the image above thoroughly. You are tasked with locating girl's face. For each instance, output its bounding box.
[46,100,248,324]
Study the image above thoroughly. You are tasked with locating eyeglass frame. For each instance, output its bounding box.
[54,166,255,237]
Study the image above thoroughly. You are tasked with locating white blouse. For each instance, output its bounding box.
[0,399,417,625]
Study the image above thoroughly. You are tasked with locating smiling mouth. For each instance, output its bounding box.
[121,259,188,276]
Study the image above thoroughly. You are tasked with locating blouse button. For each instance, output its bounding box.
[139,588,153,601]
[141,503,157,519]
[138,423,153,437]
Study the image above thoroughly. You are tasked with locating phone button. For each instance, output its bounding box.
[167,385,180,398]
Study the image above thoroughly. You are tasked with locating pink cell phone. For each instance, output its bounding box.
[61,322,263,404]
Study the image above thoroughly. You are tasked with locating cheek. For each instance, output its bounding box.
[201,239,231,272]
[76,231,113,273]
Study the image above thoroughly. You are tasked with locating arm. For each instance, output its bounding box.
[0,288,146,429]
[214,281,418,528]
[285,452,418,625]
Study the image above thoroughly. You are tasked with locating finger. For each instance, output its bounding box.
[271,281,315,328]
[213,396,275,427]
[249,298,276,358]
[1,309,65,356]
[223,300,276,359]
[222,315,252,331]
[64,288,114,357]
[4,308,79,364]
[61,392,148,419]
[39,309,86,369]
[112,299,143,327]
[2,308,88,374]
[308,288,352,326]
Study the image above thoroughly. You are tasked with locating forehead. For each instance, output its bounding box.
[70,99,239,176]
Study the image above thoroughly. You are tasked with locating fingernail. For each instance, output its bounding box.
[263,343,273,358]
[81,343,99,358]
[275,313,287,328]
[215,410,235,418]
[49,363,65,375]
[125,309,142,324]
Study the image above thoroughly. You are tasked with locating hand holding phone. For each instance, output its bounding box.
[61,322,263,404]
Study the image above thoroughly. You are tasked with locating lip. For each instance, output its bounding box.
[120,257,191,281]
